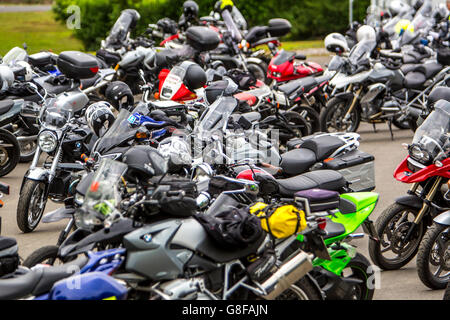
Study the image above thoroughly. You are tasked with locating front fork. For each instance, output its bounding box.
[344,85,362,121]
[403,178,442,243]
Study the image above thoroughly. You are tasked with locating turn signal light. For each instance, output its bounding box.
[154,92,160,100]
[136,132,148,139]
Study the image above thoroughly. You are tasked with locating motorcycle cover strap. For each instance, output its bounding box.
[249,202,307,239]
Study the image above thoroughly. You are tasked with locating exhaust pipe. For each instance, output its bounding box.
[260,251,313,300]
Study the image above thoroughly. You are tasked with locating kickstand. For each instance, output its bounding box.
[388,120,394,140]
[372,123,377,133]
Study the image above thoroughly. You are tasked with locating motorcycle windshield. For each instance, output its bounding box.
[93,103,149,155]
[1,47,27,65]
[413,101,450,158]
[348,40,376,66]
[272,50,295,65]
[39,98,72,130]
[75,159,128,230]
[195,96,238,138]
[328,55,345,71]
[105,11,137,47]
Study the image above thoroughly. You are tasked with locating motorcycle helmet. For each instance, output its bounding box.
[356,25,377,42]
[388,0,410,16]
[179,61,207,91]
[0,66,14,92]
[122,145,169,181]
[324,33,349,54]
[158,137,192,173]
[15,61,33,81]
[183,1,199,20]
[433,3,449,22]
[105,81,134,111]
[394,19,414,35]
[85,101,116,138]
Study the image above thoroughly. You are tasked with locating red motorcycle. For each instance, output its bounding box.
[369,100,450,270]
[267,49,324,83]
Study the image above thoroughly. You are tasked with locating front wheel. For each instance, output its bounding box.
[444,282,450,300]
[290,105,321,134]
[23,245,60,268]
[16,179,48,233]
[319,97,361,133]
[368,203,426,270]
[0,129,20,177]
[416,223,449,290]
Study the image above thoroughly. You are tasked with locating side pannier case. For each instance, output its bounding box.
[186,26,221,52]
[57,51,99,79]
[268,18,292,37]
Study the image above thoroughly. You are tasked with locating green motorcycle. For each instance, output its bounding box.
[294,191,379,300]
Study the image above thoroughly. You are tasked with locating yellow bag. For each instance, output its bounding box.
[249,202,307,239]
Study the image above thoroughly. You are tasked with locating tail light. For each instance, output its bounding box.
[317,218,327,230]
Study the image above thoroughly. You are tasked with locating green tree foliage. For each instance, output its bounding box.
[53,0,370,50]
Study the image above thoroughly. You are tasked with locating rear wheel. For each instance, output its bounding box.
[320,97,360,133]
[416,223,449,289]
[368,203,425,270]
[0,129,20,177]
[23,245,61,267]
[291,105,321,134]
[341,253,376,300]
[276,277,323,300]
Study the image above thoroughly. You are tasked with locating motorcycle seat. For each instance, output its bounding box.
[415,62,443,79]
[230,112,261,123]
[300,134,345,161]
[403,72,426,89]
[400,63,420,75]
[0,255,88,300]
[277,170,347,197]
[80,74,101,89]
[314,74,331,84]
[428,86,450,106]
[277,76,317,97]
[323,218,346,239]
[0,100,15,115]
[280,148,317,175]
[0,236,17,252]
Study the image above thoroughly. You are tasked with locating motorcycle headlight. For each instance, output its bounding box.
[409,145,430,163]
[38,131,57,153]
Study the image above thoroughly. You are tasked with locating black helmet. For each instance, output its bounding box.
[105,81,134,111]
[85,101,116,138]
[122,145,168,181]
[413,0,424,11]
[183,1,199,19]
[176,61,207,91]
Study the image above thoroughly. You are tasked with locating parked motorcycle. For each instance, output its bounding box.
[369,100,450,270]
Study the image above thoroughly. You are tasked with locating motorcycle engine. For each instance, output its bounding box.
[155,278,213,300]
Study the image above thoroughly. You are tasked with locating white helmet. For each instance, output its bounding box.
[0,66,15,92]
[356,25,377,43]
[324,33,349,54]
[16,61,33,81]
[389,0,411,16]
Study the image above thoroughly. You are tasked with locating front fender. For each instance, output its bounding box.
[395,194,423,210]
[333,91,354,103]
[20,168,49,193]
[433,210,450,226]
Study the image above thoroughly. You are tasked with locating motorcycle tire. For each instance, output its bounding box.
[0,128,20,178]
[23,245,60,268]
[444,282,450,300]
[342,253,376,300]
[392,118,410,130]
[247,61,268,84]
[416,223,449,290]
[368,203,426,270]
[276,277,323,300]
[16,179,48,233]
[283,111,311,138]
[319,97,360,133]
[290,105,321,134]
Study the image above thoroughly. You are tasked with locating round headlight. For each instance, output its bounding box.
[38,131,57,153]
[410,145,430,163]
